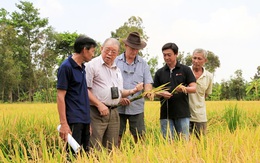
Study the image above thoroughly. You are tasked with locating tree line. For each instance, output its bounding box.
[0,1,259,103]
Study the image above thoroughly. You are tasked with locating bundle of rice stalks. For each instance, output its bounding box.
[116,83,185,107]
[116,82,171,107]
[170,83,184,94]
[133,82,170,101]
[131,82,185,102]
[161,83,184,105]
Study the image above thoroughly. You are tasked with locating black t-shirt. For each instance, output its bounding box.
[153,62,196,119]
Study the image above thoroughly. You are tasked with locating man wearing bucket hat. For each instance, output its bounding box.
[115,32,153,146]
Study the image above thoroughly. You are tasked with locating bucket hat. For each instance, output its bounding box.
[122,32,147,50]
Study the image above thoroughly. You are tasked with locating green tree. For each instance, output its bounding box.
[0,8,10,24]
[184,53,192,66]
[205,51,220,74]
[246,66,260,100]
[0,8,21,102]
[246,78,260,100]
[253,66,260,80]
[220,80,231,100]
[177,51,186,64]
[10,1,50,101]
[33,27,59,102]
[208,83,221,100]
[55,32,102,64]
[147,54,158,78]
[55,32,79,66]
[230,70,246,100]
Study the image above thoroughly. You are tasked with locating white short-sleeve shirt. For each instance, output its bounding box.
[189,67,213,122]
[85,56,123,106]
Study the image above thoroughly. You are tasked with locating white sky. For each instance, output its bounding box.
[2,0,260,83]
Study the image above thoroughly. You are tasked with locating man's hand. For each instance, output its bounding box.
[97,103,109,116]
[59,124,71,142]
[143,91,155,101]
[157,91,172,99]
[134,82,144,92]
[176,85,187,94]
[120,98,131,106]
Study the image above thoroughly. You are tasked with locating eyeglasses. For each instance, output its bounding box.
[123,62,136,74]
[123,70,134,74]
[104,48,117,55]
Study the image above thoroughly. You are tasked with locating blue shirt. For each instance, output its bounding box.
[115,53,153,115]
[57,55,91,124]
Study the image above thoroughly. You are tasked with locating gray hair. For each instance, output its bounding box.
[102,38,120,49]
[193,48,207,58]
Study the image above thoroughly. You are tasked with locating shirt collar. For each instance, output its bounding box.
[190,65,207,77]
[68,55,85,69]
[163,61,181,71]
[99,55,117,68]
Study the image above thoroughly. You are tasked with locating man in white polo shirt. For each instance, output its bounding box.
[189,48,213,139]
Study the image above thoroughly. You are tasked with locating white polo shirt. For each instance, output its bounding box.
[189,67,213,122]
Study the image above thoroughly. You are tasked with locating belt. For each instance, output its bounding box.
[105,105,117,109]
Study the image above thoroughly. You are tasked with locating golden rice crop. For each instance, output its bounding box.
[0,101,259,162]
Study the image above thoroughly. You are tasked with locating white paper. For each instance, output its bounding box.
[57,125,81,153]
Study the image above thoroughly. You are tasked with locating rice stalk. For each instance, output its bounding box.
[161,83,184,105]
[116,82,170,107]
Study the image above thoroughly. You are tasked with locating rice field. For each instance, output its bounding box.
[0,101,260,163]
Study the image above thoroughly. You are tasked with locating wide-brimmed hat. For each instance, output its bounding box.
[122,32,147,50]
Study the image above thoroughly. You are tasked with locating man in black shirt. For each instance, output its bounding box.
[153,42,196,140]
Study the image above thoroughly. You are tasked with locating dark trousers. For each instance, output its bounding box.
[189,121,207,140]
[68,123,90,154]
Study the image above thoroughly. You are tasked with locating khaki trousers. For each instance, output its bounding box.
[90,106,119,151]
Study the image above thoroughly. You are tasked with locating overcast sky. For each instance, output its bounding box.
[2,0,260,83]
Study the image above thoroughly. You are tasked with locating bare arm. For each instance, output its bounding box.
[176,82,196,94]
[57,89,71,141]
[121,82,144,97]
[120,82,150,105]
[144,83,153,92]
[186,82,196,93]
